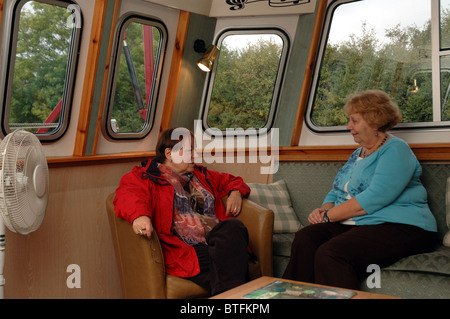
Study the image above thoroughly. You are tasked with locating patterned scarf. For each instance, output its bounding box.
[158,163,217,245]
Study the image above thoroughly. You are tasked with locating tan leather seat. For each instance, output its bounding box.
[106,192,274,299]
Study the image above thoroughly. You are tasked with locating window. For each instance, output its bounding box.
[307,0,450,131]
[0,0,81,140]
[104,15,166,139]
[203,29,289,132]
[441,0,450,120]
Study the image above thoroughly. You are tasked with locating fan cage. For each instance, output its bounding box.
[0,130,49,235]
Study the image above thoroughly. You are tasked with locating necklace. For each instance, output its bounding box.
[362,133,389,158]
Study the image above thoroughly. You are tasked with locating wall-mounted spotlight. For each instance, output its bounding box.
[194,39,219,72]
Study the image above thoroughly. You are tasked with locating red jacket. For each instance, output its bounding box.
[113,158,250,278]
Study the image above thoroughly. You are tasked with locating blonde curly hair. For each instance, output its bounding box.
[343,90,402,132]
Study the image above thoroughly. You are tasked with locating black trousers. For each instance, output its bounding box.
[186,219,249,296]
[282,222,437,290]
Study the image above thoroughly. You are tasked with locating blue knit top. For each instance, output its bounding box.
[323,136,437,232]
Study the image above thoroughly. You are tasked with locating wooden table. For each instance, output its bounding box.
[211,276,401,299]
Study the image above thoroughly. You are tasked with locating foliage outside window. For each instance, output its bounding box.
[2,0,81,139]
[204,30,289,131]
[441,0,450,121]
[105,16,166,138]
[308,0,450,130]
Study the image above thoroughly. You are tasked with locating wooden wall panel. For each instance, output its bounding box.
[3,161,140,298]
[204,160,272,184]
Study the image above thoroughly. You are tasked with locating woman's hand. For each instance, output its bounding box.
[308,207,327,225]
[226,190,243,216]
[132,215,153,238]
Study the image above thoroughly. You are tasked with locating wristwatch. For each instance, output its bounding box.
[322,209,330,223]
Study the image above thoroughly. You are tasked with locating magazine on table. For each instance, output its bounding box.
[242,280,356,299]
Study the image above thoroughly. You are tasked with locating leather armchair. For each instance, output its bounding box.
[106,192,274,299]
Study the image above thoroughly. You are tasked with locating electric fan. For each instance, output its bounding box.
[0,130,49,298]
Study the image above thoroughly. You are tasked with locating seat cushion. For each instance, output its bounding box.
[273,236,450,277]
[272,233,295,257]
[360,269,450,299]
[383,245,450,276]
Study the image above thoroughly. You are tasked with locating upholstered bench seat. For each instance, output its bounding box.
[246,161,450,299]
[384,245,450,276]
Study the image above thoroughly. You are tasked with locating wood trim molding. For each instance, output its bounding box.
[159,10,190,134]
[91,0,120,156]
[0,0,3,35]
[47,143,450,168]
[278,145,356,162]
[73,0,109,156]
[409,143,450,162]
[47,151,155,168]
[290,0,328,146]
[278,143,450,162]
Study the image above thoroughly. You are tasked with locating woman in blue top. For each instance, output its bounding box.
[283,90,438,290]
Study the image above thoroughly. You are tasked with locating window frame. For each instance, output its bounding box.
[305,0,450,133]
[201,27,291,136]
[103,13,167,140]
[0,0,82,141]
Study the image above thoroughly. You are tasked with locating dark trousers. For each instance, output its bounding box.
[282,222,437,290]
[187,219,249,295]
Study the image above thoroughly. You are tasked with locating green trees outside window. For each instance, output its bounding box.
[6,0,80,136]
[310,0,450,129]
[205,31,288,131]
[108,19,164,135]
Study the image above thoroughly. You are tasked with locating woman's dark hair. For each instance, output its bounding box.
[155,127,193,163]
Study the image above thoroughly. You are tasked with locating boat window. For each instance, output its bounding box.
[307,0,450,131]
[202,29,289,132]
[104,15,166,139]
[0,0,81,140]
[441,0,450,120]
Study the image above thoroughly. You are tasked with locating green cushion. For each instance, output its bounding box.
[384,246,450,276]
[273,233,295,257]
[360,270,450,299]
[247,180,302,233]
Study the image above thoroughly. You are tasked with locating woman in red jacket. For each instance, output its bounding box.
[114,127,251,296]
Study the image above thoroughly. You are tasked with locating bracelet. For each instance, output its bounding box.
[322,209,330,223]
